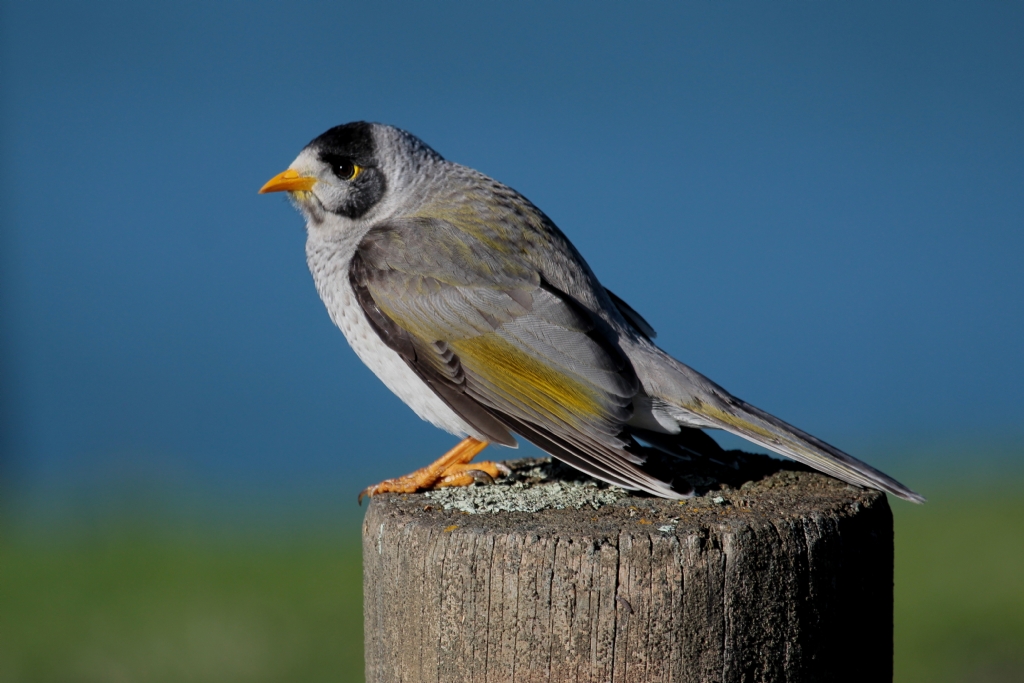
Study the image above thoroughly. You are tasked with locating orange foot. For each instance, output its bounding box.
[358,437,510,503]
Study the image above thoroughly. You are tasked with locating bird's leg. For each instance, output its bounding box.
[435,460,510,487]
[359,437,509,502]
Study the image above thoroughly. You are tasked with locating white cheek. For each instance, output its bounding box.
[312,180,347,208]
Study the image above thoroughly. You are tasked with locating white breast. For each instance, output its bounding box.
[305,234,478,439]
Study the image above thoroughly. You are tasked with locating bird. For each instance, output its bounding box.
[260,121,923,503]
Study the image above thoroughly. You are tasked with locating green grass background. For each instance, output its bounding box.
[1,476,1021,682]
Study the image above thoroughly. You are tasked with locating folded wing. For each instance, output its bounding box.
[350,217,684,498]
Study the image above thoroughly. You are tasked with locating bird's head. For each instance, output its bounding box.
[260,121,444,227]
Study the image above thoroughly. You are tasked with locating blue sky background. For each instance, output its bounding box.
[1,1,1021,513]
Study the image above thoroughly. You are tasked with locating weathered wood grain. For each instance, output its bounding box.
[363,463,893,683]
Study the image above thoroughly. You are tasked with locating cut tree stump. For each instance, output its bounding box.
[362,456,893,683]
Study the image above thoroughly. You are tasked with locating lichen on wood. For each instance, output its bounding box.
[363,454,893,683]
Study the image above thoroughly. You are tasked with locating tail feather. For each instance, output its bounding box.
[633,346,925,503]
[685,393,924,502]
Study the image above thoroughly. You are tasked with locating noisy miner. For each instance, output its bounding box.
[260,122,923,503]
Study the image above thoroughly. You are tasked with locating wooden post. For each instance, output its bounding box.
[362,458,893,683]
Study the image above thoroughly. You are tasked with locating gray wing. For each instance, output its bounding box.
[349,216,685,498]
[605,288,657,340]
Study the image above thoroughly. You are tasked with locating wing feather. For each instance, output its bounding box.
[349,217,686,498]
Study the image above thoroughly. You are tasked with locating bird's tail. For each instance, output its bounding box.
[633,345,925,503]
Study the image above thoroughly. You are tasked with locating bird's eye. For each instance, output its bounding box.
[323,155,364,181]
[321,154,361,181]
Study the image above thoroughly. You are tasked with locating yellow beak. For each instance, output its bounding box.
[259,169,317,194]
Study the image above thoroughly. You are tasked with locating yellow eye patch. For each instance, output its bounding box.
[320,153,362,181]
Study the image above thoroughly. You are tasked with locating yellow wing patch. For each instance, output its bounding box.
[452,333,606,427]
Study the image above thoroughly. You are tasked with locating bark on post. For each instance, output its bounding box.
[362,458,893,683]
